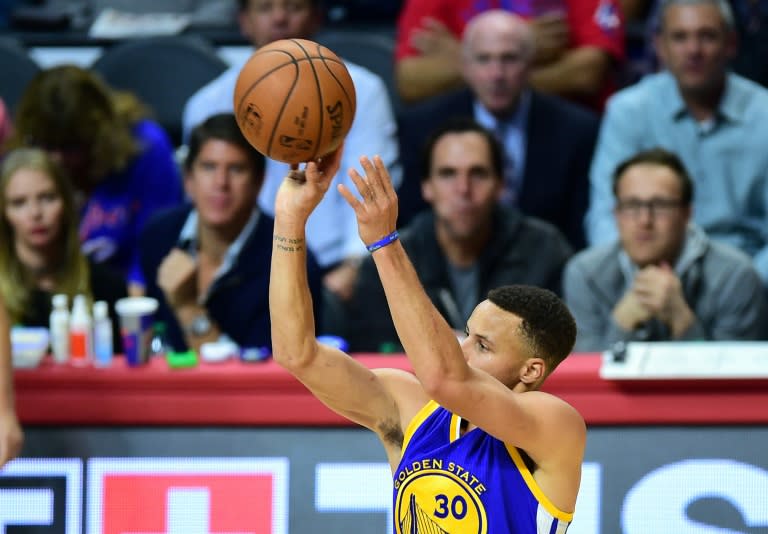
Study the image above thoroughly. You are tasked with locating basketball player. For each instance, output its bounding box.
[269,149,586,533]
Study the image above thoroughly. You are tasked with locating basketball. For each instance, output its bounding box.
[233,38,357,165]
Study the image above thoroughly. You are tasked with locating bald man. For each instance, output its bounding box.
[398,10,599,250]
[394,0,624,107]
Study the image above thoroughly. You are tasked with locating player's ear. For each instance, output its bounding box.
[519,358,544,385]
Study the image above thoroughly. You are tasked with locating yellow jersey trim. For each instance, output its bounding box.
[505,444,574,522]
[400,400,439,458]
[450,414,462,442]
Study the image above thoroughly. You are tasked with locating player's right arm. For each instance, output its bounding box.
[269,151,425,462]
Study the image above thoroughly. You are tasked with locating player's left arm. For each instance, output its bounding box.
[339,157,585,461]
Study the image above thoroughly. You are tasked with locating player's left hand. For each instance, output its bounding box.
[339,155,398,248]
[275,144,344,222]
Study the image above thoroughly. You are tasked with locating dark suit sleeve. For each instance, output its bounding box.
[345,255,401,352]
[396,110,430,227]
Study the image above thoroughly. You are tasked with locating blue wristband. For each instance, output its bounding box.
[366,230,399,253]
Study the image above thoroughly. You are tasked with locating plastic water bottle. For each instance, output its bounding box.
[92,300,113,367]
[49,293,70,364]
[69,294,92,366]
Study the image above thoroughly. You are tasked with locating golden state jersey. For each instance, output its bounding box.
[393,401,573,534]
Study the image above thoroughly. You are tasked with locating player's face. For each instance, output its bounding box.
[655,3,735,95]
[614,163,690,267]
[185,139,262,232]
[422,132,502,242]
[461,300,528,387]
[239,0,320,47]
[3,167,64,252]
[461,22,530,115]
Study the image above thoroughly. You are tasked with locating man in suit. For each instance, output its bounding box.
[398,9,599,250]
[140,114,323,353]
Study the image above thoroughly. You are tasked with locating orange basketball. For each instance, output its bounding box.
[233,38,356,164]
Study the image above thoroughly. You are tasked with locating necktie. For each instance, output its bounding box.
[494,121,517,205]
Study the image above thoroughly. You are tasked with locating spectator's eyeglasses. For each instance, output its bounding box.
[615,198,684,218]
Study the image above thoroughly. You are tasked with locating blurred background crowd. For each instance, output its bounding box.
[1,0,768,356]
[1,0,768,470]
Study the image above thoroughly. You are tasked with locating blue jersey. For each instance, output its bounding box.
[393,401,572,533]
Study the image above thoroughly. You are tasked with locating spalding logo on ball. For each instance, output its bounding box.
[234,38,357,165]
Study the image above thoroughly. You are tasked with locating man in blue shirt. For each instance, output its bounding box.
[586,0,768,285]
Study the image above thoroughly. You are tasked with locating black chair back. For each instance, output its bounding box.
[315,29,400,112]
[0,37,41,115]
[91,35,228,146]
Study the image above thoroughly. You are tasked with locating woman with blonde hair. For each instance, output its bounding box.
[0,148,126,333]
[8,65,182,292]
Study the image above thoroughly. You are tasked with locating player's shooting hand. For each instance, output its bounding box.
[530,12,569,65]
[411,17,461,62]
[0,408,23,469]
[339,155,398,247]
[157,248,198,309]
[275,144,345,222]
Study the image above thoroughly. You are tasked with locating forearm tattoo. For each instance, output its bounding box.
[274,234,305,253]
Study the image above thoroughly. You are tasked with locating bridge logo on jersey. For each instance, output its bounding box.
[394,467,488,534]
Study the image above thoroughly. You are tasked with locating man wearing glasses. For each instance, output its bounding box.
[563,148,768,352]
[585,0,768,288]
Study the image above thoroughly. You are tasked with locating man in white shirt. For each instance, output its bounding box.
[183,0,401,302]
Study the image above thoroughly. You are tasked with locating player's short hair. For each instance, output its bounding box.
[186,113,266,178]
[612,147,694,205]
[487,285,576,371]
[419,117,504,182]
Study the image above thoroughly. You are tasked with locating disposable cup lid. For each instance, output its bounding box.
[115,297,159,316]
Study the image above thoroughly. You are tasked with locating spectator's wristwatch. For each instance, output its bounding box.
[186,313,212,337]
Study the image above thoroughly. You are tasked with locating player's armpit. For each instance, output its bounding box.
[290,345,421,441]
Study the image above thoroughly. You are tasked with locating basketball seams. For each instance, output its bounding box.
[265,63,301,159]
[234,38,356,164]
[291,39,324,161]
[316,48,356,155]
[316,51,355,116]
[234,50,298,116]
